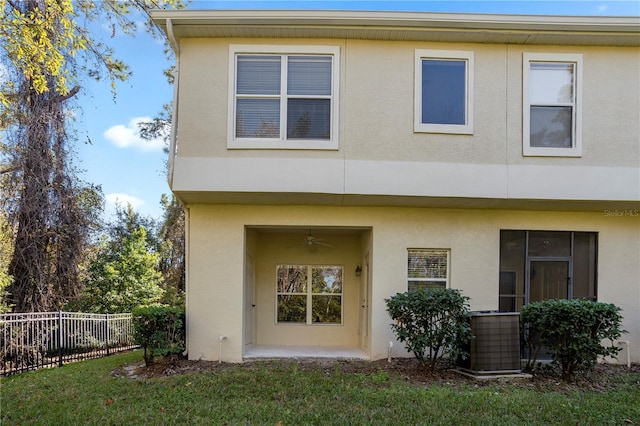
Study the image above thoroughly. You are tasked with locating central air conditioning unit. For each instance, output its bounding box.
[458,311,522,377]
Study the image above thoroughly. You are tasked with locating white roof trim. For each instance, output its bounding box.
[151,9,640,46]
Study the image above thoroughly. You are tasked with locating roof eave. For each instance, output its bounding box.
[150,9,640,47]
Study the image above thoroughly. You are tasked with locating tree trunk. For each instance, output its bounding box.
[8,87,56,312]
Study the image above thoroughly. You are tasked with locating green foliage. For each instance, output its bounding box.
[108,204,160,251]
[157,194,185,305]
[0,0,85,107]
[1,0,186,312]
[132,304,185,366]
[521,299,625,380]
[74,226,164,313]
[0,0,187,113]
[106,201,186,307]
[0,273,11,314]
[0,214,13,313]
[386,288,471,372]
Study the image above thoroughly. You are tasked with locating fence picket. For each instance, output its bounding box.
[58,311,63,368]
[0,312,138,375]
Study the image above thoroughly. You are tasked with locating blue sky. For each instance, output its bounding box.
[76,0,640,220]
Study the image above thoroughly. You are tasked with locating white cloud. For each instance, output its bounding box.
[103,116,166,152]
[104,193,145,217]
[597,4,608,12]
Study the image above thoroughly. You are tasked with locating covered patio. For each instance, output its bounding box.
[244,345,368,360]
[243,227,373,359]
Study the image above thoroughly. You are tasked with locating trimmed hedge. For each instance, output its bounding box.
[132,304,185,366]
[386,288,471,373]
[521,298,624,380]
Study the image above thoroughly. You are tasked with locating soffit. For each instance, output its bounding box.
[151,10,640,47]
[172,190,640,213]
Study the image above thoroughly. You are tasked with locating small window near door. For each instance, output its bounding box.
[407,249,450,291]
[276,265,342,324]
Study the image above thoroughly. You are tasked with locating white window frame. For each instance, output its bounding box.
[407,249,451,291]
[228,45,340,150]
[523,53,583,157]
[275,264,344,325]
[414,49,474,135]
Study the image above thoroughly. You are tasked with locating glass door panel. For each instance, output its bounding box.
[529,261,569,303]
[499,231,526,312]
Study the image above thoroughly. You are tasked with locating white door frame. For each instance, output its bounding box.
[244,253,256,347]
[360,252,371,351]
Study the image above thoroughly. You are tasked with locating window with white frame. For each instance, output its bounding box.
[523,53,583,157]
[228,45,340,150]
[276,265,343,324]
[414,49,474,134]
[407,249,450,291]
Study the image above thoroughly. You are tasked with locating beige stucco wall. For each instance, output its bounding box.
[171,38,640,207]
[174,32,639,365]
[185,204,640,364]
[175,38,639,167]
[342,40,508,164]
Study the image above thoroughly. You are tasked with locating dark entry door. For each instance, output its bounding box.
[528,260,570,303]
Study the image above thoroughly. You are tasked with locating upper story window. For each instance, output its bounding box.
[228,45,340,150]
[523,53,583,157]
[414,49,474,135]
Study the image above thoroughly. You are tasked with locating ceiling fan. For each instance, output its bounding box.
[301,231,334,250]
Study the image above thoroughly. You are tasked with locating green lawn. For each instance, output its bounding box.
[1,351,639,425]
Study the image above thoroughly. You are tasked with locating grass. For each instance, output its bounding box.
[1,351,639,425]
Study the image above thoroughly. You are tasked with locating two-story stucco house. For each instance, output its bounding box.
[151,10,640,364]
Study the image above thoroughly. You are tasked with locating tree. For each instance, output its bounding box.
[0,0,184,312]
[1,0,186,111]
[108,203,159,252]
[138,107,186,307]
[74,225,164,313]
[104,200,185,306]
[2,104,104,311]
[157,194,185,305]
[138,103,173,151]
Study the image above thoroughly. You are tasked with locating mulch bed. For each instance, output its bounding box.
[112,355,640,393]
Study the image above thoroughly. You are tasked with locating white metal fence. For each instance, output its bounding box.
[1,311,138,375]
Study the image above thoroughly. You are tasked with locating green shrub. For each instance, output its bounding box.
[132,304,185,366]
[385,288,471,373]
[521,299,624,380]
